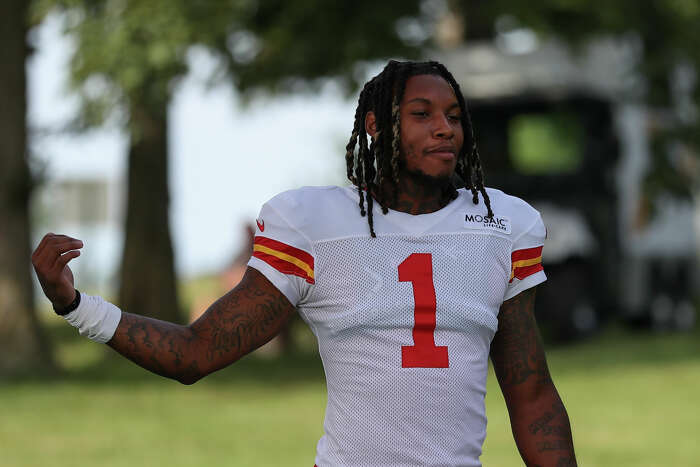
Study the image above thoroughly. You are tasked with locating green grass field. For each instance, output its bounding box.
[2,319,699,467]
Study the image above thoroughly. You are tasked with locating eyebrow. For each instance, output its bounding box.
[405,98,460,111]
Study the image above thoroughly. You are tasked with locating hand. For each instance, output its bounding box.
[31,233,83,309]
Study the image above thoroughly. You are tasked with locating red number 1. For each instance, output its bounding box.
[399,253,449,368]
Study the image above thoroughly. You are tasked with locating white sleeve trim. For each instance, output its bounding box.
[502,270,547,302]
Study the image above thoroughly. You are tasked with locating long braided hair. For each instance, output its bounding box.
[345,60,493,237]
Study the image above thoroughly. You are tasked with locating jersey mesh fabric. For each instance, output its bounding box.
[304,233,509,467]
[247,186,547,467]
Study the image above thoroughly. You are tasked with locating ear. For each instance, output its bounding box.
[365,111,378,138]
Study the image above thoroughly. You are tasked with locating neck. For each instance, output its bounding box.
[379,170,452,215]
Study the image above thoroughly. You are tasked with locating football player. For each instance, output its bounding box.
[33,60,576,467]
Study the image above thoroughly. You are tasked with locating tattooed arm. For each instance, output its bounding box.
[31,233,294,384]
[107,267,295,384]
[490,287,577,467]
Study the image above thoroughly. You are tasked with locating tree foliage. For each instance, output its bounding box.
[29,0,429,321]
[32,0,700,195]
[31,0,428,126]
[207,0,425,92]
[28,0,700,322]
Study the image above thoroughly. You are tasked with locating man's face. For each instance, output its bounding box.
[399,74,463,182]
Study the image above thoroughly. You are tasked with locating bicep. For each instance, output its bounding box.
[190,266,296,373]
[490,286,552,404]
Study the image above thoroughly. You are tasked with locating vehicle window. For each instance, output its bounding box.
[508,112,583,174]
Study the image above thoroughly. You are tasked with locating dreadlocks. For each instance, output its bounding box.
[345,60,494,237]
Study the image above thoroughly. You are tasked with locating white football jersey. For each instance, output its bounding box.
[247,186,546,467]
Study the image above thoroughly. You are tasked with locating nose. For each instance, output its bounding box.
[433,114,454,139]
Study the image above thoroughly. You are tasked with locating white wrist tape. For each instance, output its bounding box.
[63,293,122,343]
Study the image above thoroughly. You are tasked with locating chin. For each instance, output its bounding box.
[425,161,458,179]
[422,164,457,182]
[405,167,454,188]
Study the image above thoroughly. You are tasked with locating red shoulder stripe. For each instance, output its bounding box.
[511,245,543,262]
[254,236,314,267]
[252,236,315,284]
[509,245,544,283]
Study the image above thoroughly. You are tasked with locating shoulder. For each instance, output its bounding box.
[260,185,366,241]
[264,185,353,216]
[265,185,345,207]
[474,187,544,241]
[483,187,539,217]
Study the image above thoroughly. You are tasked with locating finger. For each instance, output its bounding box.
[47,234,81,245]
[54,250,81,271]
[33,235,59,271]
[48,241,84,268]
[35,239,82,273]
[34,233,81,261]
[37,239,80,263]
[52,239,84,254]
[32,232,56,260]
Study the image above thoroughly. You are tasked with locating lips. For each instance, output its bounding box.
[426,145,457,160]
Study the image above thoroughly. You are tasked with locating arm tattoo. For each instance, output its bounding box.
[195,275,293,363]
[114,312,200,382]
[490,287,577,465]
[537,440,572,452]
[490,287,551,388]
[108,268,295,383]
[529,401,569,438]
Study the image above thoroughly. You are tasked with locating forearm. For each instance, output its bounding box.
[491,288,577,466]
[506,385,576,467]
[107,312,206,385]
[107,269,294,384]
[32,235,293,384]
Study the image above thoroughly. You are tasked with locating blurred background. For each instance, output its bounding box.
[2,0,699,465]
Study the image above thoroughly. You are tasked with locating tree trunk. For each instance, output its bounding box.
[118,97,182,322]
[0,0,54,375]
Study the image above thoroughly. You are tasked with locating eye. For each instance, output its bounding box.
[411,111,429,118]
[448,114,462,123]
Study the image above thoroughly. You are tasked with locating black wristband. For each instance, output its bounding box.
[54,289,81,316]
